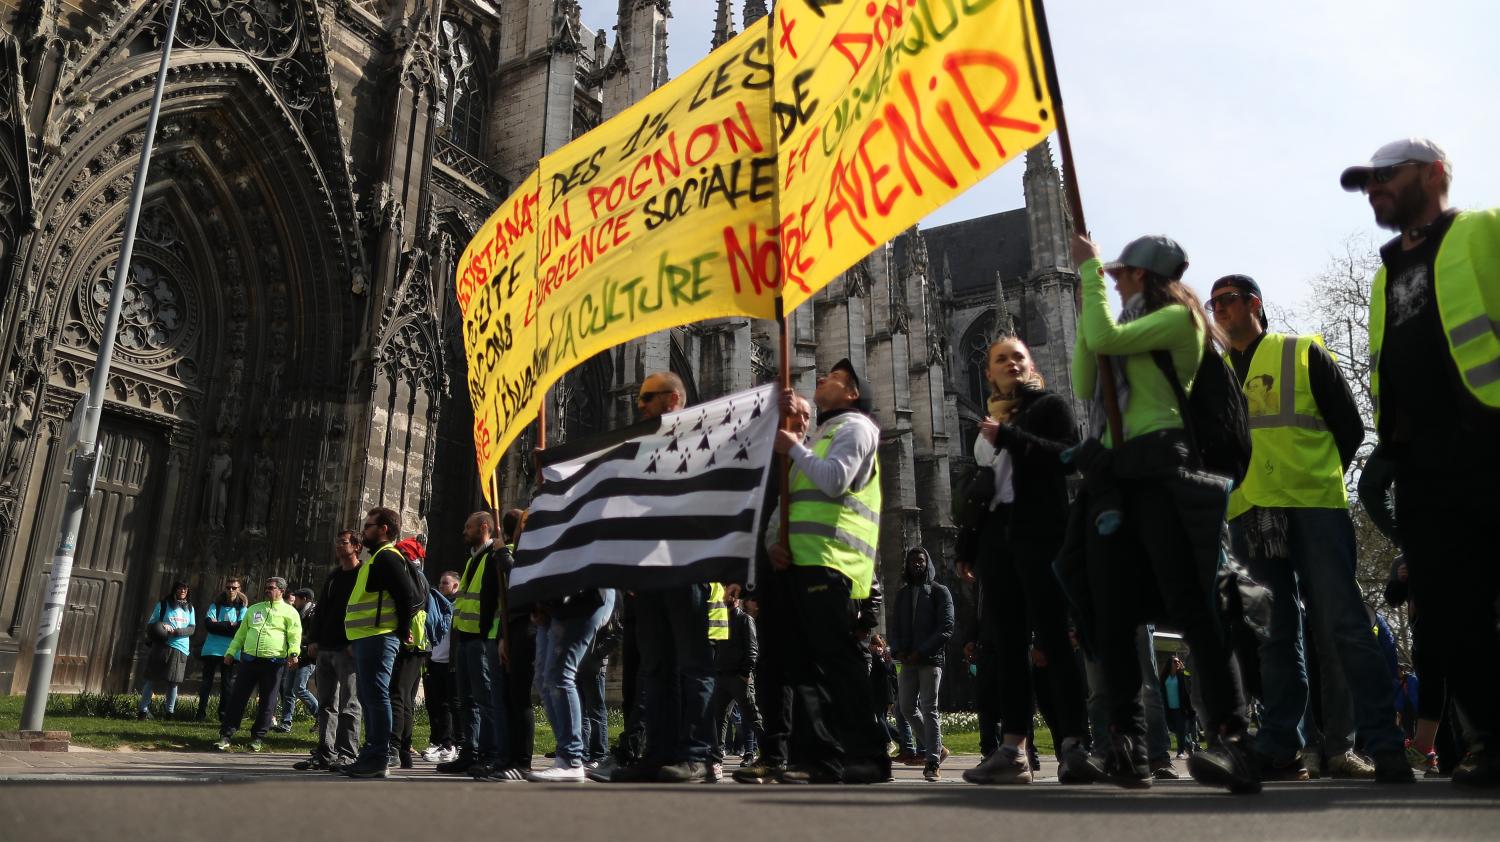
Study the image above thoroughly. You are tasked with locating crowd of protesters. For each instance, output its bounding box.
[136,137,1495,791]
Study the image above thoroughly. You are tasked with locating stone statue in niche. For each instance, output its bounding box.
[205,440,232,528]
[2,389,35,488]
[245,451,274,535]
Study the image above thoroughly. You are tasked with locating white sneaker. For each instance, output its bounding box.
[214,737,231,751]
[438,747,459,763]
[421,745,444,763]
[526,764,586,782]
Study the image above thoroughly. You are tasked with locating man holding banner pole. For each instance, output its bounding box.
[767,359,891,785]
[608,372,721,784]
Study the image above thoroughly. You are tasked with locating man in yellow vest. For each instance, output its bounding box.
[343,506,419,779]
[439,512,509,779]
[1343,138,1500,788]
[1209,274,1412,784]
[767,358,891,784]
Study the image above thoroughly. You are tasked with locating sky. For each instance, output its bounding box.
[576,1,1499,311]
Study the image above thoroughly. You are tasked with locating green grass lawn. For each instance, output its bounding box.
[1,695,1036,757]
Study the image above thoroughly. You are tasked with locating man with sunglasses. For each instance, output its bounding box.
[1208,274,1409,783]
[215,577,302,752]
[608,371,721,783]
[1344,138,1500,788]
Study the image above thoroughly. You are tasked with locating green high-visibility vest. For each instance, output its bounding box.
[346,543,400,640]
[1370,209,1500,426]
[707,583,729,641]
[452,548,497,639]
[1227,333,1347,521]
[787,414,882,600]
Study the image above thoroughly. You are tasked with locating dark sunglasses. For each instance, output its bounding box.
[636,390,670,404]
[1206,291,1249,313]
[1368,161,1423,187]
[226,584,241,590]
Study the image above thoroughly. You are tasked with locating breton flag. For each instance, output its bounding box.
[509,384,779,605]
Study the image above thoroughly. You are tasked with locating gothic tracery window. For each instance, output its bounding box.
[962,311,998,409]
[437,19,486,156]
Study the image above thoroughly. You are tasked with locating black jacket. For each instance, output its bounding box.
[313,565,358,649]
[713,605,758,674]
[982,387,1079,540]
[889,549,954,667]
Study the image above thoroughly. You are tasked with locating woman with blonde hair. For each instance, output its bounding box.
[958,334,1089,785]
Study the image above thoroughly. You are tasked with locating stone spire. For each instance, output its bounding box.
[995,272,1017,338]
[1023,138,1074,275]
[743,0,768,27]
[712,0,737,49]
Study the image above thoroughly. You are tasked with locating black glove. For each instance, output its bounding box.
[1357,446,1399,544]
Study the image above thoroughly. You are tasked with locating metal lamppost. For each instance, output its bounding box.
[19,0,186,730]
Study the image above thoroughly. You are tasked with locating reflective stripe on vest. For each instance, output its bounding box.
[1371,209,1500,424]
[787,414,882,600]
[452,549,490,636]
[707,583,729,641]
[1227,334,1347,520]
[345,543,399,639]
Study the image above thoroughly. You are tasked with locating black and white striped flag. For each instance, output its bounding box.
[510,383,778,605]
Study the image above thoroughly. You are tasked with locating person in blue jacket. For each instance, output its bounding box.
[139,581,196,720]
[196,576,248,721]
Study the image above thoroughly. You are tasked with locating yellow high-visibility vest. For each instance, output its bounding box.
[1227,334,1347,520]
[346,543,399,640]
[707,583,729,641]
[1370,209,1500,426]
[452,547,498,639]
[787,415,882,600]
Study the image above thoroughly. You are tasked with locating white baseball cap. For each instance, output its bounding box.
[1340,138,1451,191]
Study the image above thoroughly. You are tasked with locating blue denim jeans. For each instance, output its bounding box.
[279,661,319,722]
[577,651,610,762]
[138,681,179,714]
[455,635,502,761]
[351,634,399,765]
[1234,507,1405,759]
[636,584,716,764]
[537,591,615,766]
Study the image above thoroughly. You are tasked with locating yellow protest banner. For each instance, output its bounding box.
[456,26,779,489]
[457,1,1060,499]
[767,0,1058,310]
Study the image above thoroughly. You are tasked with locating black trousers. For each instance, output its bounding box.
[711,672,764,760]
[788,565,890,778]
[501,616,536,769]
[752,569,799,769]
[422,657,459,748]
[614,603,646,763]
[1396,466,1500,752]
[220,659,285,740]
[977,511,1090,743]
[196,656,233,721]
[389,650,426,757]
[1087,480,1247,740]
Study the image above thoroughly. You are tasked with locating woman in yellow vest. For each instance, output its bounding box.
[1343,137,1500,788]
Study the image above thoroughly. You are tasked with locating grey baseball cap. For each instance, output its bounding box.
[1340,138,1450,191]
[1101,235,1189,281]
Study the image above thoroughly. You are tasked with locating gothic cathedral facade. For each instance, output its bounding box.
[0,0,1075,694]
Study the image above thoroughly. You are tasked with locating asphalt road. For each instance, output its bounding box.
[2,753,1496,842]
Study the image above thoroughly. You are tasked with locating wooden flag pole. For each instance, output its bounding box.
[1031,0,1124,446]
[776,300,792,559]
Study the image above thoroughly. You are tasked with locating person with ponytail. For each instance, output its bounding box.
[1062,233,1259,794]
[957,335,1090,785]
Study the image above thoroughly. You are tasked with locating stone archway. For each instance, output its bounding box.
[0,46,362,692]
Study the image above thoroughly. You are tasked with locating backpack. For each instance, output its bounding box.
[1152,346,1252,485]
[390,538,432,650]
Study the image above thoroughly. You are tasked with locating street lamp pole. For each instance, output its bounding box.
[19,0,186,730]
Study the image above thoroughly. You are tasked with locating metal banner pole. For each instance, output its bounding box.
[20,0,186,729]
